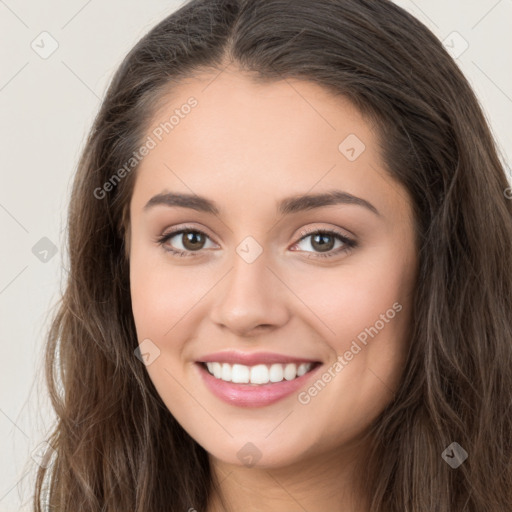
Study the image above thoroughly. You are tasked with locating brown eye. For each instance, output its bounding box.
[309,233,336,252]
[181,230,206,251]
[156,227,217,256]
[292,229,357,259]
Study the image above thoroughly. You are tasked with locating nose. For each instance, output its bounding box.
[209,249,291,337]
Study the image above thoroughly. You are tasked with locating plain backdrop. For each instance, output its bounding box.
[0,0,511,510]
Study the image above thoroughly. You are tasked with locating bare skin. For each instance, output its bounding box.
[127,65,418,512]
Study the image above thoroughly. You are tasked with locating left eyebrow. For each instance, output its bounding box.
[278,190,381,217]
[143,189,381,217]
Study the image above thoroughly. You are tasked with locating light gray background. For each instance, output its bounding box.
[1,1,511,510]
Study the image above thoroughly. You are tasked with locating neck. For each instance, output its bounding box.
[206,437,372,512]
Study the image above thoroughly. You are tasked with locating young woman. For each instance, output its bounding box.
[34,0,512,510]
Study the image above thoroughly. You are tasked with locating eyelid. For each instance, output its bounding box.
[155,224,219,252]
[160,223,219,243]
[159,223,354,243]
[291,225,357,256]
[296,224,354,241]
[156,223,357,258]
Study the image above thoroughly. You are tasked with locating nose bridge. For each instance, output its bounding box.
[209,238,290,335]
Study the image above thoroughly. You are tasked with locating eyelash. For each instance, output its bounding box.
[155,225,357,259]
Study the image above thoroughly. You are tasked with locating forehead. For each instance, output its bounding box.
[130,69,407,222]
[147,69,374,161]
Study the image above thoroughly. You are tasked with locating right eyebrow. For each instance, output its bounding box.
[144,191,219,214]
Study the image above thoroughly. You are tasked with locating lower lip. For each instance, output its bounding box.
[195,362,322,408]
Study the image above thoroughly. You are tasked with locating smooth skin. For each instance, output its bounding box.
[127,66,419,512]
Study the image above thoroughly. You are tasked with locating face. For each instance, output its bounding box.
[128,68,418,469]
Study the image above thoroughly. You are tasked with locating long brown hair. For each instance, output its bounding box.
[34,0,512,510]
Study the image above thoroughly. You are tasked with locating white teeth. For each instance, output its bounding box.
[212,362,222,379]
[231,364,250,383]
[297,363,309,377]
[203,361,314,384]
[269,363,284,382]
[250,364,269,384]
[221,363,231,381]
[284,363,297,381]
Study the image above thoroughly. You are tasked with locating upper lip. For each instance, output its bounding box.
[197,351,321,366]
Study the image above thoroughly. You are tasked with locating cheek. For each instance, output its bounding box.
[129,255,205,407]
[285,244,415,407]
[289,262,413,445]
[129,244,209,340]
[281,247,413,349]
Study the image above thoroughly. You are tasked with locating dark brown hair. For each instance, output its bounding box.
[34,0,512,510]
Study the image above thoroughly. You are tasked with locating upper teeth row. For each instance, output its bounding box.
[205,362,313,384]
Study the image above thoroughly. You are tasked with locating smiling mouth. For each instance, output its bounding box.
[198,361,322,385]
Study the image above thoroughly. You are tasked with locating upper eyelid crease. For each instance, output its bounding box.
[143,190,381,217]
[157,226,356,255]
[160,225,354,243]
